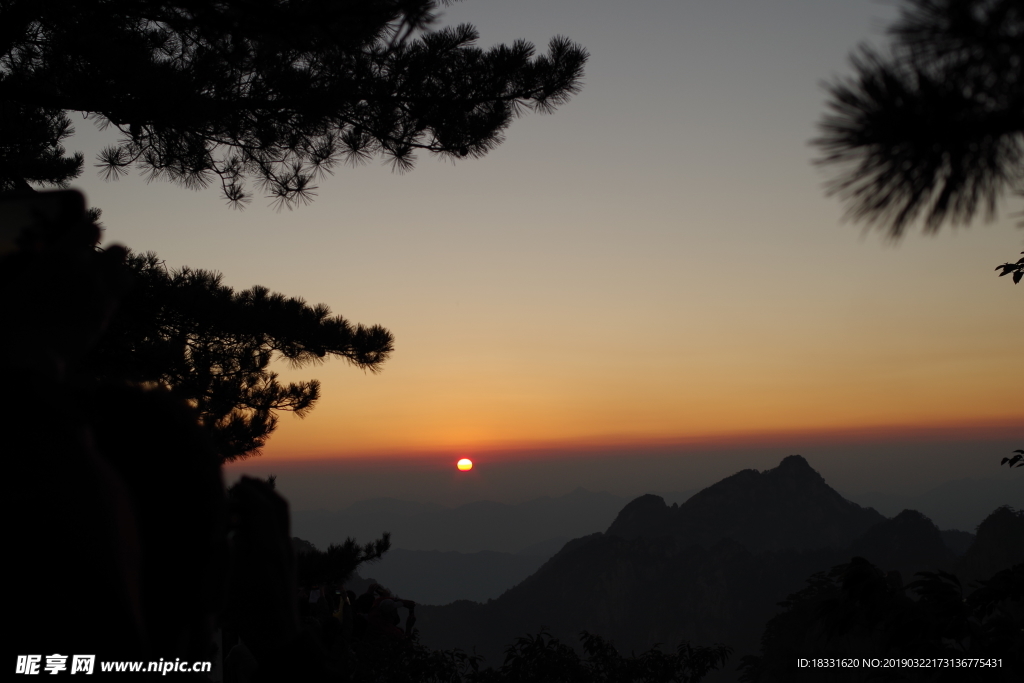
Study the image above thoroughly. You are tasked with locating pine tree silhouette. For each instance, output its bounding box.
[0,0,588,207]
[815,0,1022,236]
[80,250,394,462]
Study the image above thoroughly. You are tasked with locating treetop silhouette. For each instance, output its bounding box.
[0,0,588,207]
[996,252,1024,284]
[814,0,1022,236]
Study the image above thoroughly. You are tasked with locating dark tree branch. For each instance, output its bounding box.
[1,1,587,207]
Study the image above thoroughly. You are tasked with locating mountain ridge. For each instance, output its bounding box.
[606,455,885,552]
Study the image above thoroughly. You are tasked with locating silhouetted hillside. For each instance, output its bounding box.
[956,505,1024,585]
[847,476,1024,531]
[357,548,549,605]
[418,534,840,669]
[847,509,955,576]
[606,455,885,551]
[940,529,975,556]
[292,487,627,553]
[516,537,572,557]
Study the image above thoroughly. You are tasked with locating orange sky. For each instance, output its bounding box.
[67,0,1022,475]
[250,281,1022,462]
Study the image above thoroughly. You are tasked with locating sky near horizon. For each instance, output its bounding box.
[62,1,1022,501]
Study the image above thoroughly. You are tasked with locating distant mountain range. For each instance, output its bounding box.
[290,472,1018,559]
[357,549,550,605]
[413,456,1018,677]
[290,459,1017,610]
[291,487,629,554]
[844,476,1023,531]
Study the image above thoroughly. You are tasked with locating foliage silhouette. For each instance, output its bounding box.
[252,475,393,587]
[295,534,392,587]
[814,0,1023,236]
[1002,449,1024,468]
[0,0,588,207]
[0,101,82,191]
[345,637,483,683]
[342,630,730,683]
[739,556,1023,682]
[995,253,1024,284]
[79,250,393,461]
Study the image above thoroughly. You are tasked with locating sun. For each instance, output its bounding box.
[456,458,473,471]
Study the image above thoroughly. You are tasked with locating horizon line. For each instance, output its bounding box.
[233,415,1024,468]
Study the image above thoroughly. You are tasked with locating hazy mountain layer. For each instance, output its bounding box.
[292,487,627,553]
[845,476,1024,531]
[332,517,970,608]
[358,548,551,605]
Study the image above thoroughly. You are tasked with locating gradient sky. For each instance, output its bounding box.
[63,1,1022,504]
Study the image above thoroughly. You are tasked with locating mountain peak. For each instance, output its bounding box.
[777,454,811,470]
[772,454,825,482]
[607,454,884,551]
[604,494,671,540]
[849,508,952,573]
